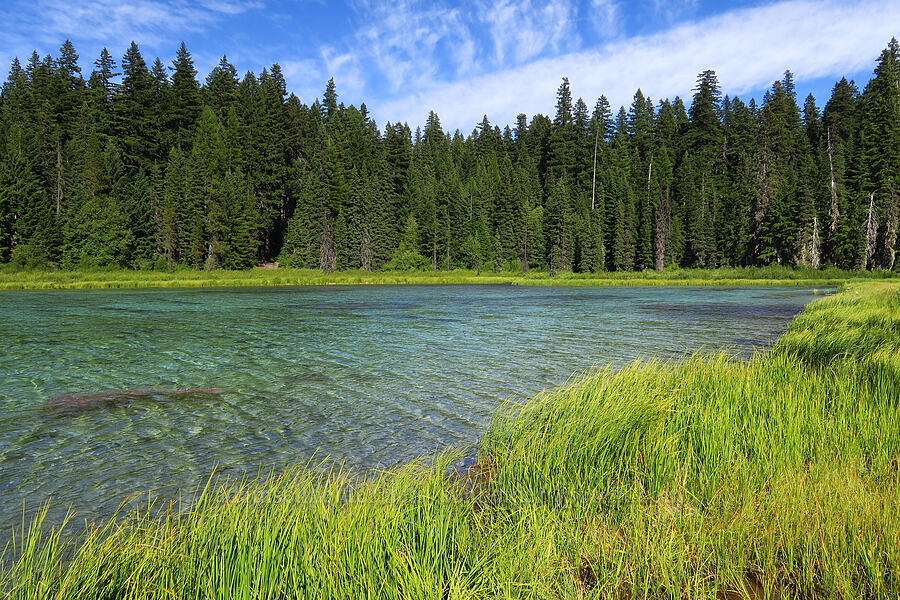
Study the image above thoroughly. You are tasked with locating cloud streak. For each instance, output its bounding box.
[0,0,263,65]
[482,0,580,64]
[367,0,900,131]
[0,0,894,136]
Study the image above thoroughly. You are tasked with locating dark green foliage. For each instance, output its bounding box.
[860,39,900,270]
[170,42,201,149]
[822,78,861,268]
[0,41,898,273]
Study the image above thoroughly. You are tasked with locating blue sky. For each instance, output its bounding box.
[0,0,897,132]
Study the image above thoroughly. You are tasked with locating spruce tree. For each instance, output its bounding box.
[1,38,898,273]
[822,78,861,267]
[861,39,900,269]
[171,42,201,148]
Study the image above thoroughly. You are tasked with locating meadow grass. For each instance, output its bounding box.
[0,264,895,290]
[1,282,898,598]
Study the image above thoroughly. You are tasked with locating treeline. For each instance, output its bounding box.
[0,39,898,272]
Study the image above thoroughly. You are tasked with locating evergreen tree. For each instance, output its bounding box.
[682,70,724,267]
[860,39,900,269]
[115,42,155,170]
[0,38,897,274]
[170,42,201,148]
[822,78,861,267]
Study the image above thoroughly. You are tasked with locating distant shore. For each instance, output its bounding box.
[0,265,895,290]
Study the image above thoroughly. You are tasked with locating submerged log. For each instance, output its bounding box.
[46,386,227,410]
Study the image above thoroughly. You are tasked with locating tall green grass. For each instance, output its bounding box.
[2,282,898,598]
[774,281,900,384]
[0,265,894,290]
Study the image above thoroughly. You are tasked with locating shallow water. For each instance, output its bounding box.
[0,284,821,533]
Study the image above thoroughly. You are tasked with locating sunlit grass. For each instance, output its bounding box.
[0,265,894,290]
[2,282,898,598]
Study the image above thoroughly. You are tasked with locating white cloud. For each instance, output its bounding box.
[0,0,263,63]
[349,0,476,93]
[369,0,900,131]
[280,58,324,99]
[320,47,366,99]
[650,0,698,23]
[1,0,893,138]
[481,0,580,64]
[589,0,622,39]
[199,0,265,15]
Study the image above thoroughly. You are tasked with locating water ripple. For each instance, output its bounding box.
[0,284,820,535]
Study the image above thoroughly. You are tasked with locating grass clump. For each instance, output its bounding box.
[774,281,900,383]
[2,282,898,598]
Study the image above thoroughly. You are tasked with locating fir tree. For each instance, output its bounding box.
[170,42,201,148]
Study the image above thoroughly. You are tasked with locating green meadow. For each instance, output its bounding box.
[0,265,896,290]
[2,281,898,599]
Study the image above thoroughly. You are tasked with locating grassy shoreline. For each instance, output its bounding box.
[0,265,896,290]
[2,282,898,598]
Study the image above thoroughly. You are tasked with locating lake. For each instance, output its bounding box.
[0,284,821,533]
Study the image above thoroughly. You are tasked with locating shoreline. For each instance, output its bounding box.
[0,265,895,290]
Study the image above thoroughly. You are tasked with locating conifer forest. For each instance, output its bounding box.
[0,38,898,274]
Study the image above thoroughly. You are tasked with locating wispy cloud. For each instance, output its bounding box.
[368,0,900,131]
[649,0,699,24]
[0,0,894,136]
[349,0,476,93]
[0,0,263,64]
[199,0,264,15]
[590,0,622,39]
[481,0,580,64]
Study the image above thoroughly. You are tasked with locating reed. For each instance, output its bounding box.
[2,282,898,599]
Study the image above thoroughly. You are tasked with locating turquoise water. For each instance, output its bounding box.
[0,284,820,534]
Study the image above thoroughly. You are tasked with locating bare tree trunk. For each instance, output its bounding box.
[810,216,820,269]
[864,192,878,269]
[432,232,437,272]
[206,234,218,271]
[56,141,63,216]
[827,127,840,233]
[880,190,898,270]
[360,226,371,271]
[591,130,599,211]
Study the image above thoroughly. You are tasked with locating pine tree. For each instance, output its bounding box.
[205,56,239,117]
[681,70,724,266]
[822,78,861,267]
[795,95,822,267]
[1,122,58,265]
[1,38,899,274]
[115,42,155,170]
[861,39,900,269]
[721,96,757,265]
[549,78,576,185]
[750,73,805,265]
[545,176,573,274]
[170,42,201,148]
